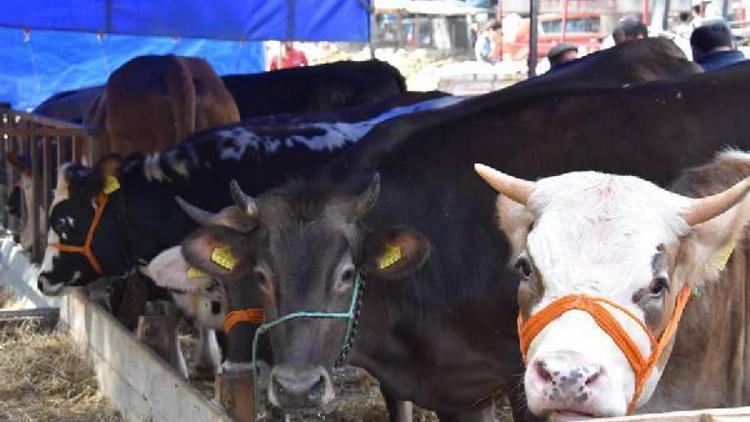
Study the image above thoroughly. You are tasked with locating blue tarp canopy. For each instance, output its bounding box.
[0,1,372,42]
[0,1,371,111]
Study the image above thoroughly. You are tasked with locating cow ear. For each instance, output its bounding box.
[95,154,122,178]
[181,226,253,277]
[143,246,212,292]
[5,152,31,177]
[361,226,431,280]
[678,197,750,286]
[496,194,535,261]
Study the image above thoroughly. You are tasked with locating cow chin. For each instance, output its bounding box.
[523,314,641,419]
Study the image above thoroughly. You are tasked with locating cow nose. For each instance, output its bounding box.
[210,301,222,315]
[37,274,62,295]
[269,365,333,409]
[531,354,604,405]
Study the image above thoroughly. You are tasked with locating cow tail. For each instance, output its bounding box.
[164,57,197,144]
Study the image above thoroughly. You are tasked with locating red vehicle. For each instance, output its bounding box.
[503,12,605,61]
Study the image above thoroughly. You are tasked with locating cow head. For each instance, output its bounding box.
[180,176,431,410]
[143,245,226,331]
[37,156,130,295]
[475,164,750,419]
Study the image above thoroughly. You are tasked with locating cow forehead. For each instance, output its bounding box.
[525,172,690,296]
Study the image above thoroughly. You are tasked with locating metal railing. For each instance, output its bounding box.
[0,109,94,262]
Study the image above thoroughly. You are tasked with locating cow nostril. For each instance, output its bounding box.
[308,375,325,402]
[585,367,603,386]
[534,360,553,383]
[211,301,221,315]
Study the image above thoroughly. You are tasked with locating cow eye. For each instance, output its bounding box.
[649,277,670,298]
[341,268,356,284]
[514,257,532,279]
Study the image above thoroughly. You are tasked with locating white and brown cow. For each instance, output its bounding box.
[474,151,750,419]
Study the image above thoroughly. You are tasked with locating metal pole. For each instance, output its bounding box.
[30,123,41,261]
[561,0,569,42]
[497,0,504,61]
[528,0,540,78]
[42,137,52,240]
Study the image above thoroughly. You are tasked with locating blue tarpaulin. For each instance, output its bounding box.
[0,1,371,110]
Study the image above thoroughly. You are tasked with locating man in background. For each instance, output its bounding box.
[690,20,745,71]
[613,16,649,45]
[547,43,579,72]
[269,41,308,71]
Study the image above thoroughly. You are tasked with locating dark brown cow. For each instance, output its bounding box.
[83,55,240,162]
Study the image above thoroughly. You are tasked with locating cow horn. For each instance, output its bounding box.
[175,197,217,226]
[683,177,750,226]
[354,173,380,219]
[474,163,534,205]
[230,180,258,218]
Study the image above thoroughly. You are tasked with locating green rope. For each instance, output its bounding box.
[250,272,363,418]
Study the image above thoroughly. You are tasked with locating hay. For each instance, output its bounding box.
[0,320,121,422]
[0,284,16,309]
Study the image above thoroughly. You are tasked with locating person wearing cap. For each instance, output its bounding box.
[547,43,579,71]
[690,21,745,71]
[613,16,649,45]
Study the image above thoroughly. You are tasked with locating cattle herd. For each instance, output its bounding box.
[4,38,750,421]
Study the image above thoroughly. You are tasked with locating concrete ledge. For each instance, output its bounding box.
[59,290,231,422]
[595,406,750,421]
[0,237,59,309]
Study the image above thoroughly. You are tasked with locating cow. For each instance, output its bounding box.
[473,150,750,418]
[143,245,226,379]
[83,55,240,162]
[175,62,750,421]
[33,85,103,124]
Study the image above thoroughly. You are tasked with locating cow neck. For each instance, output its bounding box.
[517,285,692,415]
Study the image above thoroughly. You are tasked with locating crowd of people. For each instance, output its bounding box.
[472,11,746,74]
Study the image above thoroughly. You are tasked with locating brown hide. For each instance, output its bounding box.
[641,152,750,412]
[84,55,239,161]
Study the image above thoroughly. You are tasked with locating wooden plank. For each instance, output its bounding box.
[58,289,232,422]
[0,307,58,320]
[598,406,750,421]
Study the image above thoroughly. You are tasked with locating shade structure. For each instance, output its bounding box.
[0,0,372,42]
[0,1,372,111]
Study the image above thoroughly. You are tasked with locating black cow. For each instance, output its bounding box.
[179,62,750,421]
[222,59,407,120]
[35,92,460,295]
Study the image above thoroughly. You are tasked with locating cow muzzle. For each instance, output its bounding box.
[268,365,334,409]
[519,286,691,415]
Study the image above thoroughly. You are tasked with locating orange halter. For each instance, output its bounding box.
[51,192,108,276]
[224,308,265,333]
[518,285,691,414]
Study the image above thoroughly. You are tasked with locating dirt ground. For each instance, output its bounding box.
[0,284,121,422]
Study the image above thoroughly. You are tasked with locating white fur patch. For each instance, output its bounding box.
[216,95,466,160]
[143,153,171,183]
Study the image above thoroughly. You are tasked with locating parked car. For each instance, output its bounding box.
[503,13,605,61]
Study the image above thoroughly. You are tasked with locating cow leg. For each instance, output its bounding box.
[436,403,494,422]
[195,327,222,380]
[381,387,412,422]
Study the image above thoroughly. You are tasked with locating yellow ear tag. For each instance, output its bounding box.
[211,246,236,271]
[715,240,736,271]
[187,267,208,279]
[103,176,120,194]
[378,243,402,270]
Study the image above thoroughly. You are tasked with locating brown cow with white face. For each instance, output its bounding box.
[475,154,750,420]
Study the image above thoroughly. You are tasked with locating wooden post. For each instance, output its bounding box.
[215,370,255,422]
[136,301,182,372]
